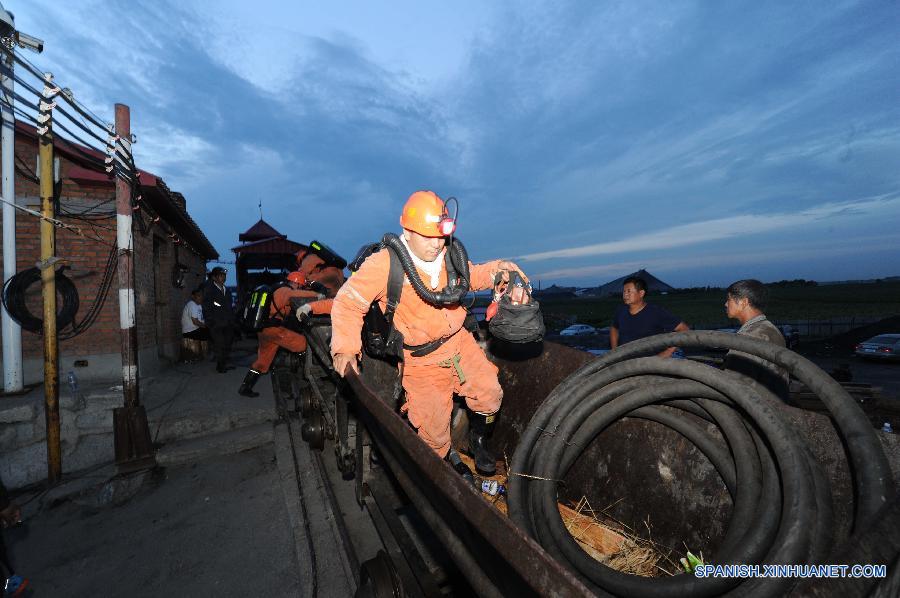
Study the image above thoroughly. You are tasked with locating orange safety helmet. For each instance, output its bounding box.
[286,271,306,286]
[399,190,456,237]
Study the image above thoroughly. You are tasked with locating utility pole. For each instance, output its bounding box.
[112,103,154,470]
[0,2,23,393]
[38,72,60,483]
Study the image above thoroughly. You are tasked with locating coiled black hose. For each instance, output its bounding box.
[2,266,79,332]
[509,331,894,597]
[381,233,470,305]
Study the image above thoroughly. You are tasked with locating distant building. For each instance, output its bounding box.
[232,219,307,300]
[592,269,675,296]
[533,284,577,298]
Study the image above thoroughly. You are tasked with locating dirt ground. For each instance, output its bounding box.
[4,446,301,598]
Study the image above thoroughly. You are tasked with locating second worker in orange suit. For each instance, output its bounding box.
[238,271,335,397]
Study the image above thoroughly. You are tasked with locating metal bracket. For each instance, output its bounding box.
[35,256,64,270]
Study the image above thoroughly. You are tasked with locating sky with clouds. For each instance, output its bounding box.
[8,0,900,288]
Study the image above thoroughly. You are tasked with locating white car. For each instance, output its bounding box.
[855,334,900,361]
[560,324,597,336]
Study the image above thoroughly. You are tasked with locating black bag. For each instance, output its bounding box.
[488,273,545,343]
[489,299,545,343]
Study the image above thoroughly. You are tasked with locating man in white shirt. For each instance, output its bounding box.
[181,289,209,341]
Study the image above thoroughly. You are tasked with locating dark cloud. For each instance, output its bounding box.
[11,0,900,285]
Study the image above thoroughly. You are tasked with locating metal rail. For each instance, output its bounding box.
[345,358,594,597]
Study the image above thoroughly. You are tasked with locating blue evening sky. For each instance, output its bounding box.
[9,1,900,288]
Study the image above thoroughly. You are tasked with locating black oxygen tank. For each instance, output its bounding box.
[242,285,273,331]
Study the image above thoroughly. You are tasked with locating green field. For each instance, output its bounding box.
[527,282,900,332]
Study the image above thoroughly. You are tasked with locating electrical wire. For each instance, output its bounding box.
[0,196,117,249]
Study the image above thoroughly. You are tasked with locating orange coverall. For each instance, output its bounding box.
[330,249,504,457]
[299,254,344,298]
[251,286,332,373]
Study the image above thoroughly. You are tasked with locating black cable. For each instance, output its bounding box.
[14,154,38,182]
[3,47,112,133]
[508,331,894,597]
[12,106,40,127]
[51,118,107,159]
[0,63,41,97]
[2,46,46,83]
[8,88,39,111]
[14,164,38,184]
[1,267,79,333]
[115,139,135,167]
[54,85,112,133]
[54,103,110,147]
[4,65,112,145]
[60,200,117,218]
[60,245,118,340]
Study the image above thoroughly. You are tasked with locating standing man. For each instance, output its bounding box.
[723,279,790,401]
[238,271,336,397]
[610,276,689,357]
[330,190,528,478]
[202,267,235,373]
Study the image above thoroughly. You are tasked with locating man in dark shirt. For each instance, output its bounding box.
[202,267,235,373]
[610,276,689,357]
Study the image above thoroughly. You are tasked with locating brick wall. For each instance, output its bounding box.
[1,134,209,383]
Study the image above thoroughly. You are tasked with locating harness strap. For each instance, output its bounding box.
[384,247,404,324]
[404,335,451,357]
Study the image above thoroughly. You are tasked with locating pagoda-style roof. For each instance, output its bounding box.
[239,219,284,242]
[232,236,307,257]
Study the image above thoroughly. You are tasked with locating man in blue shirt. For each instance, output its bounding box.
[610,276,689,357]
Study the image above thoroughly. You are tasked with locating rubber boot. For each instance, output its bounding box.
[468,411,497,476]
[238,370,261,397]
[445,448,475,486]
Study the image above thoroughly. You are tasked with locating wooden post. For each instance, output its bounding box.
[112,103,154,469]
[38,73,60,483]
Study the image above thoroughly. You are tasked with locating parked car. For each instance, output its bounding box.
[560,324,597,336]
[777,324,800,350]
[854,334,900,361]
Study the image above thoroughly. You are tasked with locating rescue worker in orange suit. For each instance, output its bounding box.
[238,271,333,397]
[296,248,344,298]
[329,190,529,477]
